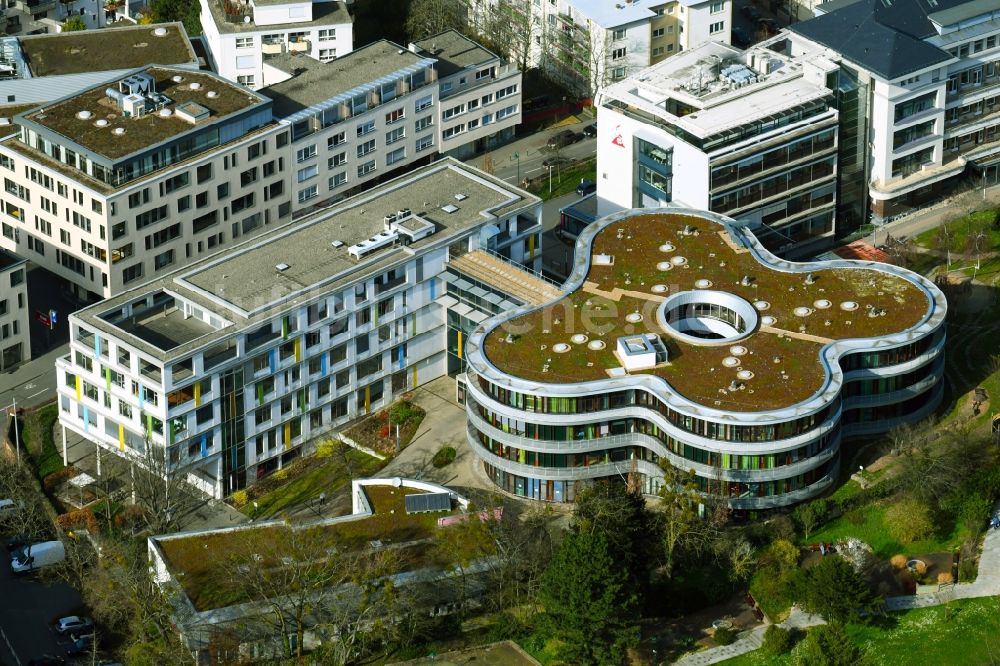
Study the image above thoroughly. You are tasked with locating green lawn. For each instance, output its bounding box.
[719,596,1000,666]
[23,404,64,479]
[913,209,1000,254]
[241,447,383,519]
[804,501,968,559]
[528,160,596,200]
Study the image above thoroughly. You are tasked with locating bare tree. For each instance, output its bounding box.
[405,0,468,41]
[475,0,534,71]
[657,463,719,580]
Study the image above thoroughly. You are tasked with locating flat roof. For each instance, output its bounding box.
[71,158,540,360]
[482,212,933,413]
[18,23,196,77]
[263,40,429,118]
[20,67,268,161]
[413,30,499,78]
[0,248,26,272]
[605,42,833,138]
[568,0,657,29]
[206,0,351,34]
[114,307,218,351]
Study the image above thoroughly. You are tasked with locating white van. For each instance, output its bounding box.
[10,540,65,573]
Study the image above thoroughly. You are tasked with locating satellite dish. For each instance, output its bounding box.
[243,15,250,22]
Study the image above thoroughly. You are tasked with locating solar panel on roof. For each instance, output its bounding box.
[404,492,451,514]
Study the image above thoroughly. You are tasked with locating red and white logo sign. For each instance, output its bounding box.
[612,124,625,148]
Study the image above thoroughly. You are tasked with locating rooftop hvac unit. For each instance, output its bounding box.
[122,93,148,117]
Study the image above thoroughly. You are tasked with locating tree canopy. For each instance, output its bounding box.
[792,556,881,624]
[539,529,639,665]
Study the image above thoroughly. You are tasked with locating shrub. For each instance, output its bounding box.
[272,468,289,481]
[230,490,248,508]
[914,560,927,576]
[890,554,907,570]
[762,625,794,655]
[315,440,338,458]
[56,508,97,532]
[389,400,416,425]
[886,497,933,545]
[432,446,457,468]
[114,505,146,529]
[713,626,737,645]
[938,572,953,585]
[43,466,79,492]
[379,423,391,438]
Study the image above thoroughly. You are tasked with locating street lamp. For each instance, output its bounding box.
[510,151,521,183]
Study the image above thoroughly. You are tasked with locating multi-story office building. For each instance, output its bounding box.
[0,249,30,371]
[55,159,542,498]
[265,34,521,212]
[464,207,946,507]
[199,0,353,89]
[412,30,522,160]
[0,24,198,108]
[472,0,731,95]
[595,40,840,257]
[788,0,1000,220]
[264,40,440,212]
[0,66,289,300]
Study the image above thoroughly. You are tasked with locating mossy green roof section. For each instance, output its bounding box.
[483,213,931,413]
[19,23,197,77]
[155,485,455,611]
[23,68,265,161]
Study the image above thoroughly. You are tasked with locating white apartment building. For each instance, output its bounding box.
[265,35,522,212]
[472,0,731,95]
[789,0,1000,220]
[0,24,198,108]
[595,40,840,256]
[0,249,30,371]
[199,0,353,89]
[412,30,522,160]
[0,66,291,300]
[55,159,542,498]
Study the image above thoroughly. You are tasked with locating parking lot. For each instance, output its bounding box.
[0,541,86,664]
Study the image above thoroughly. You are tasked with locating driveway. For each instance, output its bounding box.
[0,541,85,663]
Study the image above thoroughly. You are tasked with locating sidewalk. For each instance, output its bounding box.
[469,113,596,185]
[868,182,1000,247]
[673,498,1000,665]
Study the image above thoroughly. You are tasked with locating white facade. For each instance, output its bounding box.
[0,66,289,300]
[0,250,29,371]
[595,41,840,256]
[55,159,542,498]
[787,0,1000,219]
[199,0,353,89]
[472,0,730,94]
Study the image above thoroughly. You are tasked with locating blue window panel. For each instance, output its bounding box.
[320,354,328,375]
[269,349,277,374]
[82,406,89,433]
[200,434,208,458]
[429,278,436,300]
[397,345,404,369]
[137,384,144,409]
[94,333,101,360]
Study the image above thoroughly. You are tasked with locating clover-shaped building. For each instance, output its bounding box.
[463,208,947,509]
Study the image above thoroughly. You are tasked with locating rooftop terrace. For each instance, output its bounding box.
[207,0,351,34]
[413,29,499,78]
[19,23,196,77]
[21,67,267,161]
[482,213,934,413]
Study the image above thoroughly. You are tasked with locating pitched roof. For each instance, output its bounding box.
[789,0,960,79]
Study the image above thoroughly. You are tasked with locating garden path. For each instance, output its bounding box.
[673,499,1000,664]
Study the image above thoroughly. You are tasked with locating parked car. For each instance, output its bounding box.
[741,5,761,20]
[11,540,65,574]
[576,179,597,196]
[546,129,581,149]
[582,123,597,138]
[0,499,24,518]
[62,633,93,656]
[55,616,93,635]
[732,26,752,48]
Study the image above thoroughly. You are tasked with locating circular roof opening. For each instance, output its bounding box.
[658,290,759,346]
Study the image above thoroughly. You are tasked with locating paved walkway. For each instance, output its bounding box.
[674,499,1000,665]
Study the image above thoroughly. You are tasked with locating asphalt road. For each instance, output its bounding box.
[473,117,598,185]
[0,541,85,664]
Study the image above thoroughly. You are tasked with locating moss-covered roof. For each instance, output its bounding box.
[483,213,931,412]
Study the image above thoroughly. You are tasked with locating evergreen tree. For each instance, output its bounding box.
[572,480,654,590]
[793,556,880,624]
[539,529,639,665]
[794,623,859,666]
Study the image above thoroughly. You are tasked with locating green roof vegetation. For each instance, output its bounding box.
[156,485,456,611]
[484,213,931,412]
